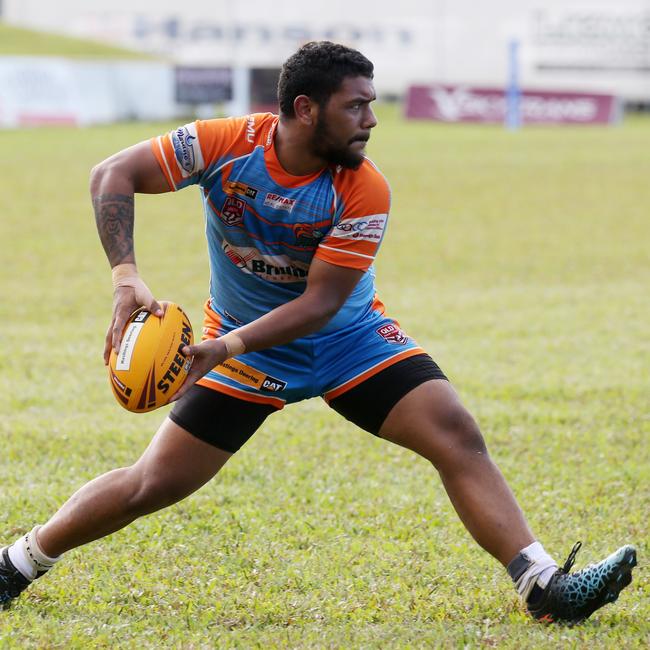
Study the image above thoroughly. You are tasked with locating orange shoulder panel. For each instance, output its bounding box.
[332,158,391,219]
[315,159,391,271]
[197,113,276,165]
[150,113,277,191]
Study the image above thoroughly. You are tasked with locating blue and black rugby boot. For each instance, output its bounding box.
[0,547,32,609]
[526,542,637,624]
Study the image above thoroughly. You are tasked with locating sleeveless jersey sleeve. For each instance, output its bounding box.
[314,160,391,271]
[150,114,274,191]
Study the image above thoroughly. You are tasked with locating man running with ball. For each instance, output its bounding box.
[1,41,636,623]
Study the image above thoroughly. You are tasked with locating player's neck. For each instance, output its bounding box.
[274,119,327,177]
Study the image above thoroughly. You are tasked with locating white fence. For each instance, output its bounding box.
[0,58,179,127]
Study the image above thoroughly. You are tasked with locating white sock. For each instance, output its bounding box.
[512,541,558,602]
[7,526,61,581]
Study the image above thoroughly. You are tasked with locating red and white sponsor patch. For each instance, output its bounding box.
[376,323,409,345]
[264,192,296,212]
[332,213,387,242]
[221,242,309,282]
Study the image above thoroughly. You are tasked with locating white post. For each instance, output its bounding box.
[228,66,251,117]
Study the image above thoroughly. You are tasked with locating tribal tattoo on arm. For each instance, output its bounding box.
[93,193,135,267]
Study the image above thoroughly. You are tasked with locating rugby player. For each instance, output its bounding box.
[1,42,636,623]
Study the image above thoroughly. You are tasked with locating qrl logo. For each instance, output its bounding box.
[220,196,245,226]
[376,323,408,345]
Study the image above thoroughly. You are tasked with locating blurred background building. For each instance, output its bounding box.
[1,0,649,126]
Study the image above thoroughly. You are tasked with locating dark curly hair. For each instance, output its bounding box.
[277,41,374,117]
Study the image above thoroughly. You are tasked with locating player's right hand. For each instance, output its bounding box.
[168,338,229,403]
[104,277,163,365]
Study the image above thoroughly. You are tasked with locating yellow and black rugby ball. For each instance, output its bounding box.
[108,304,193,412]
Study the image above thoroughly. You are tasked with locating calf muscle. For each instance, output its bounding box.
[37,419,231,557]
[379,381,534,565]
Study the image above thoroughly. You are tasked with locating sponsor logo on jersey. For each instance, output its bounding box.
[171,125,201,176]
[261,376,287,392]
[220,196,246,226]
[222,242,309,282]
[264,192,296,212]
[227,180,258,199]
[246,115,255,143]
[293,223,323,246]
[214,357,287,392]
[223,245,253,269]
[332,213,387,242]
[250,259,307,278]
[376,323,409,345]
[221,244,269,275]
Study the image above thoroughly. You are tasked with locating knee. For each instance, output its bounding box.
[121,466,189,516]
[429,404,488,470]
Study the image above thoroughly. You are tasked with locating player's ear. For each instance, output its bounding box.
[294,95,318,126]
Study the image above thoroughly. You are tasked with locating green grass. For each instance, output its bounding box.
[0,106,648,648]
[0,22,155,59]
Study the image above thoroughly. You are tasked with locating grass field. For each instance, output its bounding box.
[0,22,154,59]
[0,106,648,648]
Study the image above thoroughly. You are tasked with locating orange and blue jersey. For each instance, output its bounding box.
[151,113,390,333]
[151,114,424,408]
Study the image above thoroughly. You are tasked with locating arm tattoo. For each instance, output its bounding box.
[93,193,135,267]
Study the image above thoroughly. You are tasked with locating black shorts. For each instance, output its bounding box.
[169,353,447,453]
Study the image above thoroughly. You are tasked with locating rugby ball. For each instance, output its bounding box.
[108,304,193,412]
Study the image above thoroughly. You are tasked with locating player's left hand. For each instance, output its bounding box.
[169,339,228,403]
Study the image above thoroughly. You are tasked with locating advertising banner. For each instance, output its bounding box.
[405,85,621,125]
[175,67,232,104]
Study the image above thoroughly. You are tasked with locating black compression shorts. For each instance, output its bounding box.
[169,353,447,453]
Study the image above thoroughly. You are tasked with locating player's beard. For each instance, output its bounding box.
[310,115,367,169]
